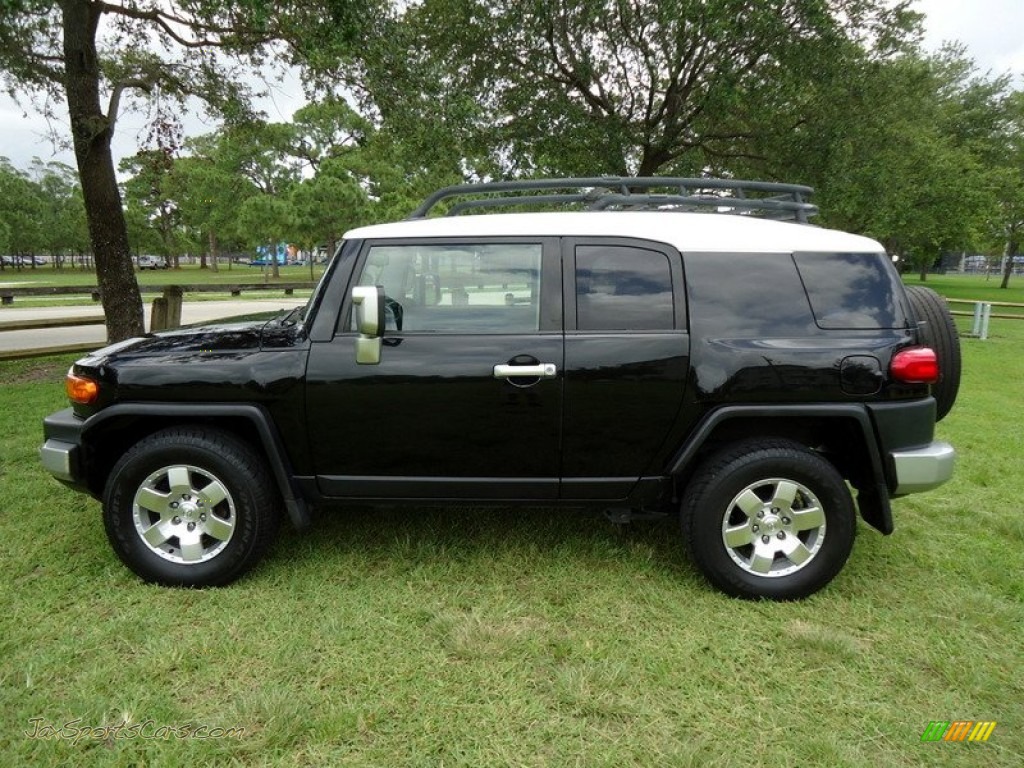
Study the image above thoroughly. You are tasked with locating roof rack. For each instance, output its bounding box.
[408,177,818,223]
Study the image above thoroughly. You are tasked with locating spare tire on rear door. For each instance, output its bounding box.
[904,285,961,421]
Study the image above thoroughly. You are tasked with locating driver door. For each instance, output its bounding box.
[305,237,563,499]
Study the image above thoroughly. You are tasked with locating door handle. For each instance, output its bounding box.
[493,363,558,379]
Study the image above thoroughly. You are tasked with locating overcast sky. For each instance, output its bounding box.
[0,0,1021,172]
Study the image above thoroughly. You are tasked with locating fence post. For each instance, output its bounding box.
[980,302,992,341]
[150,297,167,332]
[971,302,983,336]
[164,285,183,329]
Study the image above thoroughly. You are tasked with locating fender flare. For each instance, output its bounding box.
[82,403,311,531]
[666,404,893,534]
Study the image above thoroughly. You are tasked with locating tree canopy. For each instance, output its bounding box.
[0,0,374,339]
[1,0,1022,315]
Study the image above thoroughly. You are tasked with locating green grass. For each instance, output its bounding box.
[902,273,1024,309]
[0,264,321,309]
[0,263,325,288]
[1,326,1022,765]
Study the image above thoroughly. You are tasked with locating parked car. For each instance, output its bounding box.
[138,255,168,270]
[15,255,47,266]
[40,177,960,599]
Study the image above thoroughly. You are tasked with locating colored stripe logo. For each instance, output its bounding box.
[921,721,997,742]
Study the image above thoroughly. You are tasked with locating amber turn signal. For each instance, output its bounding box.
[65,373,100,404]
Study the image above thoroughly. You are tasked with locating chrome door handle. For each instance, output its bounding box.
[493,363,557,379]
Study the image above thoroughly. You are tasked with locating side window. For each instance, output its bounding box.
[354,243,542,333]
[793,252,906,329]
[576,244,674,331]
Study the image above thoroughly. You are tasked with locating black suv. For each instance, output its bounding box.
[40,178,959,599]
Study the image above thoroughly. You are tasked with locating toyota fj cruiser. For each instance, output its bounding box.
[40,178,959,599]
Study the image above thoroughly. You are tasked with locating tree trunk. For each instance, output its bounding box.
[1000,227,1018,289]
[208,230,219,272]
[61,0,144,342]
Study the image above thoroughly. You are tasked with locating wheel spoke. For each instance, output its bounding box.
[203,514,234,542]
[780,536,814,566]
[178,533,205,563]
[734,489,764,518]
[198,480,228,508]
[141,519,174,549]
[771,480,799,510]
[748,544,776,574]
[724,523,754,548]
[136,487,170,515]
[790,505,825,532]
[166,466,192,495]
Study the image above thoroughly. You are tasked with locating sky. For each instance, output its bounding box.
[0,1,1021,173]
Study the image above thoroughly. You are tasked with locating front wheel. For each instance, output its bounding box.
[103,427,280,587]
[681,439,856,600]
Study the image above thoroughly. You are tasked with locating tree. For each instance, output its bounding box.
[122,148,185,268]
[238,194,295,279]
[166,156,245,272]
[0,159,44,262]
[737,46,1007,280]
[351,0,921,179]
[985,92,1024,289]
[0,1,373,341]
[289,158,369,260]
[30,159,89,267]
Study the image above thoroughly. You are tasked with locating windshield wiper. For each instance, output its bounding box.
[277,306,304,326]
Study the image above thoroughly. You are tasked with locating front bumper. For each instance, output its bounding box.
[891,441,956,495]
[40,438,78,483]
[40,407,87,489]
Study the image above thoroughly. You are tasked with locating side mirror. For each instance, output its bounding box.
[352,285,385,364]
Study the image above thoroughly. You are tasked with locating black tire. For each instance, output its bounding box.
[681,439,856,600]
[103,427,280,587]
[905,285,961,421]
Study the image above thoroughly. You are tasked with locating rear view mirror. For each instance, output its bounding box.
[352,285,385,364]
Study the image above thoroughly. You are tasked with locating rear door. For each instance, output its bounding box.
[560,238,690,500]
[305,237,563,499]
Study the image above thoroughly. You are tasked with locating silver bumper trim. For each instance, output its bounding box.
[892,441,955,495]
[40,439,77,483]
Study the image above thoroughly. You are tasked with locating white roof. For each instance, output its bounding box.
[344,211,884,254]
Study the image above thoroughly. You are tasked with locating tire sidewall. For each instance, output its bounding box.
[685,447,855,600]
[905,285,961,421]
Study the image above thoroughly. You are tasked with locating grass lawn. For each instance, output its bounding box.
[0,263,326,287]
[0,307,1021,765]
[901,273,1024,311]
[0,264,321,309]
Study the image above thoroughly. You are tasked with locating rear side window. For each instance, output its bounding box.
[794,252,906,329]
[576,245,674,330]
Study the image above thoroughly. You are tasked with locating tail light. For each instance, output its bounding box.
[65,371,100,404]
[890,347,939,384]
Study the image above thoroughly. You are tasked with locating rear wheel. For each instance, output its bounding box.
[681,439,856,600]
[905,285,961,421]
[103,427,279,587]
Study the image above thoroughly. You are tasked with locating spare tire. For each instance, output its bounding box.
[904,285,961,421]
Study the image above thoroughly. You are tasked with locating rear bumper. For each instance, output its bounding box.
[891,441,955,495]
